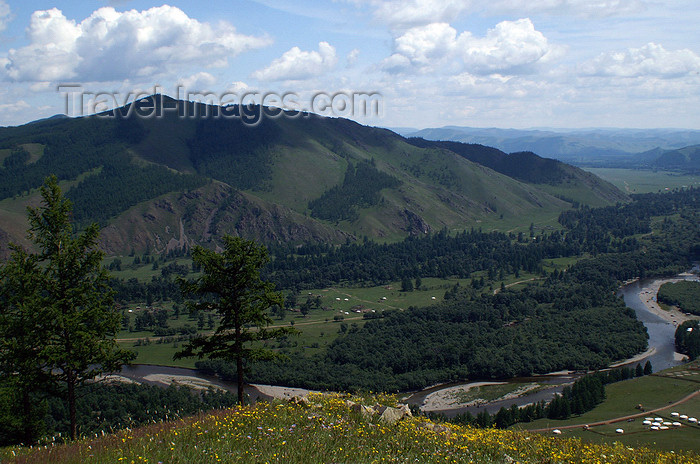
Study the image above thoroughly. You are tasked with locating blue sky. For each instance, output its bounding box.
[0,0,698,129]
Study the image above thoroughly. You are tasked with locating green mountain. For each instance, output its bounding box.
[0,95,626,256]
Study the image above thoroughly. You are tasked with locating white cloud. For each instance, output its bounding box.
[228,81,252,94]
[251,41,337,81]
[3,6,271,82]
[352,0,644,28]
[394,22,457,67]
[369,0,471,29]
[0,1,10,32]
[382,19,561,75]
[346,48,360,67]
[458,18,561,74]
[178,72,217,90]
[487,0,645,18]
[581,43,700,78]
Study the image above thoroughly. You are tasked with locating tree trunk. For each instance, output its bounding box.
[237,354,244,405]
[67,370,77,440]
[22,389,33,445]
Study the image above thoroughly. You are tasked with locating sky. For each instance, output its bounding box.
[0,0,698,129]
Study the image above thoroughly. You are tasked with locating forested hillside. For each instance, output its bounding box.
[193,188,698,391]
[0,95,627,255]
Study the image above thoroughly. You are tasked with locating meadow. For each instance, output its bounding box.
[584,168,700,194]
[2,392,696,464]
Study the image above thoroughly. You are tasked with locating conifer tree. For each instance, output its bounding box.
[0,245,48,444]
[25,176,134,440]
[175,235,296,404]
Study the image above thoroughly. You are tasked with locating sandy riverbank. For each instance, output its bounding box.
[609,346,656,368]
[637,275,699,327]
[142,374,228,391]
[100,371,320,401]
[250,384,317,400]
[421,381,506,411]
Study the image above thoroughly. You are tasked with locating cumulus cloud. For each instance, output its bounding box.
[251,41,337,81]
[381,19,561,75]
[3,6,271,82]
[178,72,217,90]
[459,18,561,73]
[581,43,700,78]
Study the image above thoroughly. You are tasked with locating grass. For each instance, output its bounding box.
[119,340,197,368]
[583,168,700,194]
[116,271,552,368]
[2,392,696,464]
[0,169,102,247]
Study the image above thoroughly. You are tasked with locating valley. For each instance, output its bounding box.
[0,99,698,457]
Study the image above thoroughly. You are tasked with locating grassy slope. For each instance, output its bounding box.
[95,118,578,251]
[0,170,102,255]
[2,393,695,463]
[0,106,628,253]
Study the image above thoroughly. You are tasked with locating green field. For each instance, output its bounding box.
[515,362,700,452]
[584,168,700,194]
[114,258,558,370]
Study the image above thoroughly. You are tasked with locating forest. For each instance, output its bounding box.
[675,320,700,360]
[195,188,698,391]
[0,383,236,446]
[2,179,697,444]
[308,160,401,222]
[658,281,700,315]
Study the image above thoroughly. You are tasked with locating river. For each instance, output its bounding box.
[116,269,698,416]
[402,268,699,417]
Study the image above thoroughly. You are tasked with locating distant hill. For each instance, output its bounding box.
[404,126,700,166]
[649,145,700,173]
[0,95,626,255]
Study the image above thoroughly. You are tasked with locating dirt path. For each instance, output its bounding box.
[529,389,700,432]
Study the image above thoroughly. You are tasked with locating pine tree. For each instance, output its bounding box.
[0,245,48,444]
[175,235,297,404]
[24,176,134,440]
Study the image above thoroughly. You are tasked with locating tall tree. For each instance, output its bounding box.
[175,235,295,404]
[26,176,134,440]
[0,245,49,444]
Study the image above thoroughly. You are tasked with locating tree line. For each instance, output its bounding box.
[442,363,653,429]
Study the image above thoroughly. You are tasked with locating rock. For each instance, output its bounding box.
[288,396,310,407]
[379,407,404,425]
[378,404,413,425]
[431,424,450,434]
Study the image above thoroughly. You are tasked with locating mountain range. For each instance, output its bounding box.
[401,126,700,170]
[0,95,626,256]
